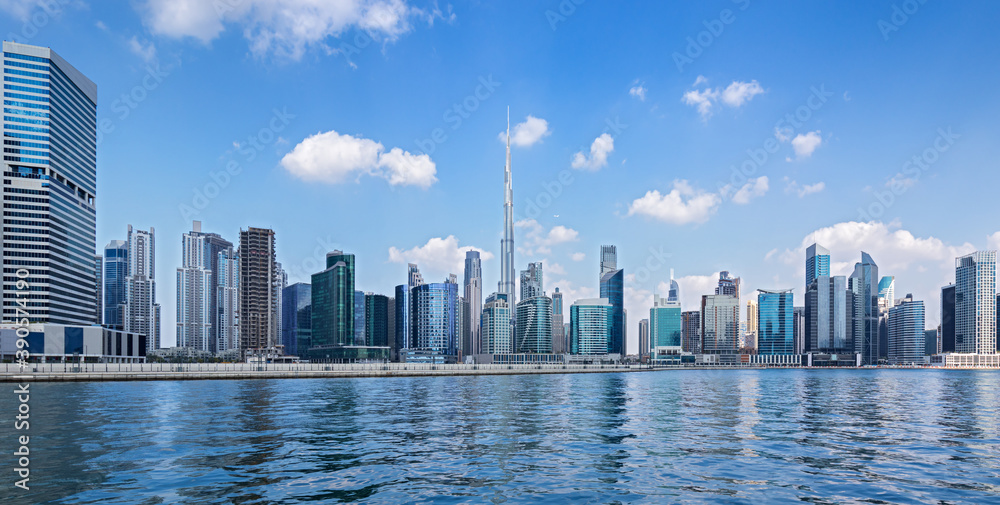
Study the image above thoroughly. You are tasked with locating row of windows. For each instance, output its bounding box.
[4,148,48,158]
[3,140,47,150]
[3,156,47,165]
[4,84,49,95]
[5,195,48,203]
[4,187,47,196]
[4,124,46,134]
[4,76,47,87]
[5,211,47,219]
[5,68,48,80]
[4,92,48,103]
[5,106,49,118]
[4,53,49,64]
[4,203,49,212]
[5,235,47,243]
[4,100,48,111]
[4,132,48,143]
[4,251,48,258]
[5,114,49,126]
[5,227,47,235]
[4,59,49,72]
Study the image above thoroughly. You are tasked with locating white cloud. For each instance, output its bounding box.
[280,129,437,188]
[128,36,158,64]
[682,79,764,120]
[137,0,442,60]
[388,236,493,279]
[692,75,708,86]
[629,82,647,101]
[784,178,826,198]
[988,232,1000,251]
[0,0,60,21]
[728,176,769,205]
[571,252,586,262]
[885,172,918,191]
[547,262,567,276]
[571,133,614,171]
[499,115,550,147]
[628,180,721,225]
[515,219,580,256]
[790,130,822,160]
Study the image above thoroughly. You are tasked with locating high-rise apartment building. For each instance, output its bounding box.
[805,275,853,353]
[2,41,98,325]
[570,298,613,355]
[463,251,483,356]
[217,248,240,353]
[515,295,553,353]
[239,227,277,352]
[519,262,543,301]
[757,289,794,355]
[888,294,925,365]
[482,292,512,354]
[955,251,997,354]
[682,310,701,353]
[551,287,565,354]
[745,299,758,350]
[638,318,649,359]
[124,226,160,352]
[701,294,739,354]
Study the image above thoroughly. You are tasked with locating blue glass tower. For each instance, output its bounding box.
[600,268,625,355]
[281,283,312,356]
[806,243,830,290]
[758,289,794,355]
[103,240,128,328]
[850,252,879,365]
[570,298,613,355]
[411,282,458,357]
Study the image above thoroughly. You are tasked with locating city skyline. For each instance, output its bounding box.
[5,2,1000,355]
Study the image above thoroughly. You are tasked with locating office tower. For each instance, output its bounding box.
[276,262,286,349]
[311,251,355,348]
[638,318,649,359]
[239,227,277,353]
[925,329,938,357]
[499,110,516,309]
[888,295,925,365]
[103,240,128,328]
[668,271,680,303]
[217,248,240,352]
[745,299,758,350]
[176,222,213,351]
[552,287,565,354]
[849,252,879,365]
[387,297,396,357]
[600,245,618,276]
[570,298,613,355]
[1,42,98,326]
[515,295,553,353]
[124,226,160,352]
[805,243,831,290]
[520,262,543,300]
[701,294,739,354]
[482,292,512,354]
[364,293,389,347]
[281,283,312,356]
[94,255,102,324]
[650,294,682,358]
[805,276,854,353]
[793,306,806,354]
[457,294,466,357]
[955,251,997,354]
[411,281,458,356]
[878,276,895,312]
[940,284,956,353]
[464,251,483,356]
[354,290,366,346]
[397,263,424,350]
[757,289,794,355]
[682,310,701,353]
[600,265,625,355]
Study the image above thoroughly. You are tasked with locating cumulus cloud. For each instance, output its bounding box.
[128,36,158,64]
[499,115,550,147]
[784,178,825,198]
[547,262,567,276]
[571,133,614,171]
[388,236,493,279]
[682,79,764,120]
[136,0,443,60]
[988,232,1000,251]
[629,81,647,101]
[790,130,823,160]
[281,129,437,188]
[571,252,586,262]
[628,180,721,225]
[515,219,580,256]
[885,172,919,191]
[726,176,769,204]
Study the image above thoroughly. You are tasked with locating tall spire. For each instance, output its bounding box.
[500,107,516,309]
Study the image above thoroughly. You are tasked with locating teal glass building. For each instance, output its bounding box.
[599,269,624,355]
[758,289,794,355]
[570,298,612,355]
[515,295,553,353]
[311,251,355,348]
[650,295,682,358]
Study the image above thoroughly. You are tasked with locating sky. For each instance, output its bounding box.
[4,0,1000,353]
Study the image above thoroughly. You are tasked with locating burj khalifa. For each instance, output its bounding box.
[499,109,516,309]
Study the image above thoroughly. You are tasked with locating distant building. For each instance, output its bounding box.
[571,298,613,355]
[552,288,566,354]
[793,306,806,354]
[806,243,831,290]
[354,290,366,346]
[849,252,879,365]
[638,318,649,360]
[216,249,240,353]
[365,293,389,347]
[600,267,625,355]
[411,281,459,358]
[515,295,553,353]
[701,295,739,354]
[124,225,160,352]
[94,255,103,324]
[955,251,997,354]
[805,276,854,354]
[464,251,483,356]
[745,299,758,350]
[519,262,544,300]
[103,240,128,328]
[176,221,233,352]
[482,292,512,354]
[600,245,617,276]
[757,289,794,355]
[682,310,701,353]
[311,251,355,349]
[941,284,956,353]
[650,294,682,359]
[888,295,925,365]
[281,283,311,356]
[924,329,938,357]
[239,227,278,353]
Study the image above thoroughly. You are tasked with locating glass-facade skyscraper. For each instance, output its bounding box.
[650,294,682,358]
[2,41,98,325]
[481,292,512,354]
[955,251,997,354]
[281,283,311,356]
[940,284,956,353]
[805,275,853,353]
[364,293,389,348]
[463,251,483,356]
[311,251,355,348]
[570,298,612,355]
[805,243,830,290]
[757,289,794,355]
[519,262,543,301]
[888,295,925,365]
[551,287,565,354]
[850,252,879,365]
[103,240,128,328]
[701,294,739,354]
[600,267,625,355]
[515,295,553,353]
[411,282,458,357]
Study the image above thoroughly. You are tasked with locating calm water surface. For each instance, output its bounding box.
[2,369,999,504]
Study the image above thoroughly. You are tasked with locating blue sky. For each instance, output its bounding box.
[5,0,1000,352]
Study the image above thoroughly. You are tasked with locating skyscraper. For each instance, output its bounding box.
[515,295,553,353]
[176,222,213,351]
[805,275,853,353]
[2,42,98,325]
[682,310,701,353]
[757,289,794,355]
[103,240,128,328]
[878,276,895,311]
[397,263,424,350]
[519,262,543,300]
[124,226,160,352]
[600,266,625,356]
[600,245,617,276]
[464,251,483,356]
[311,251,355,348]
[552,287,565,354]
[650,294,682,358]
[940,284,956,353]
[239,227,277,353]
[482,292,512,354]
[570,298,613,355]
[638,318,649,360]
[354,290,366,346]
[668,271,680,303]
[745,299,758,351]
[281,283,312,356]
[499,110,516,309]
[850,252,879,365]
[716,271,740,297]
[805,243,831,290]
[701,294,739,354]
[411,281,458,357]
[364,293,389,347]
[955,251,997,354]
[94,255,102,324]
[217,248,240,353]
[888,295,925,365]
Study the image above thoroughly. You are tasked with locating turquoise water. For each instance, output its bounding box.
[2,369,999,503]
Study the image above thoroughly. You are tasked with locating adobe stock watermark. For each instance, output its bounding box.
[718,84,833,196]
[632,246,673,286]
[878,0,930,41]
[857,127,958,221]
[4,0,72,43]
[96,65,171,146]
[178,108,295,221]
[413,74,501,157]
[516,116,627,222]
[546,0,587,31]
[10,268,31,492]
[283,236,341,282]
[673,0,751,73]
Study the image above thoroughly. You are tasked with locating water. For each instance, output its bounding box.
[2,369,999,504]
